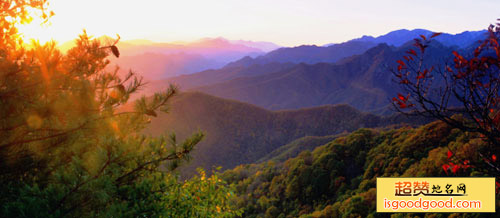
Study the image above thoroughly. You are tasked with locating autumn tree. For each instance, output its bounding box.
[392,21,500,176]
[0,0,241,217]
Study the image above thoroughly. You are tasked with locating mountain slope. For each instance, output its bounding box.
[256,134,340,163]
[349,29,433,47]
[230,39,281,52]
[222,121,494,217]
[143,92,430,175]
[142,29,483,112]
[228,29,485,69]
[226,40,377,68]
[111,52,223,79]
[193,42,454,111]
[144,62,296,96]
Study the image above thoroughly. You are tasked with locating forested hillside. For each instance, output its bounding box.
[4,0,500,217]
[222,120,498,217]
[143,92,431,175]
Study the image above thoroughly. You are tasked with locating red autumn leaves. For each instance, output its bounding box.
[450,24,500,83]
[442,149,497,175]
[392,22,500,194]
[451,47,499,80]
[392,33,443,109]
[393,28,500,117]
[443,149,499,194]
[392,93,413,109]
[442,150,471,175]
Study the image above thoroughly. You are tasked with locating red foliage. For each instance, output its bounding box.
[393,23,500,179]
[416,69,430,79]
[397,60,406,72]
[451,164,459,174]
[406,49,417,56]
[392,93,413,109]
[442,164,449,175]
[442,150,472,175]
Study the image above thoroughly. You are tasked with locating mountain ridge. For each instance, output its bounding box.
[142,91,432,176]
[225,28,485,69]
[191,41,454,112]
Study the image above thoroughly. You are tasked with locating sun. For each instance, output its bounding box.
[16,15,55,44]
[14,3,58,45]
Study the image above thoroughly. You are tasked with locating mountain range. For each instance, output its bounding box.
[142,92,431,176]
[132,28,496,215]
[137,28,487,113]
[133,28,486,175]
[350,29,486,48]
[225,40,377,67]
[225,29,485,68]
[59,37,281,80]
[148,41,453,113]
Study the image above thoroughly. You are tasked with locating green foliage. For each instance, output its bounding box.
[0,1,240,217]
[222,121,499,217]
[155,169,242,218]
[258,134,340,163]
[144,91,429,177]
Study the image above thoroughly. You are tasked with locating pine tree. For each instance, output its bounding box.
[0,1,241,217]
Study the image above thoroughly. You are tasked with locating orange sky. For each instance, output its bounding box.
[17,0,500,46]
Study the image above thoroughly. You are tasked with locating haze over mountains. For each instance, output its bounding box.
[225,41,377,67]
[194,42,454,112]
[224,29,485,68]
[59,37,280,80]
[135,28,485,175]
[142,29,482,113]
[58,28,485,86]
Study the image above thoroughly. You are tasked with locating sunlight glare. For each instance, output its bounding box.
[17,16,55,44]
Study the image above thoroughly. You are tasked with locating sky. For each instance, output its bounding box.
[17,0,500,47]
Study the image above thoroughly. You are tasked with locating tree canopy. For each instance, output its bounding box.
[0,1,241,217]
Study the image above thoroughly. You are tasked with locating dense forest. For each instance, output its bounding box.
[142,91,430,176]
[1,0,499,217]
[221,120,499,217]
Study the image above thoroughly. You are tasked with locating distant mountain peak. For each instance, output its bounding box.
[348,28,486,48]
[364,43,393,54]
[229,39,281,52]
[197,37,229,43]
[358,35,375,40]
[191,37,233,47]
